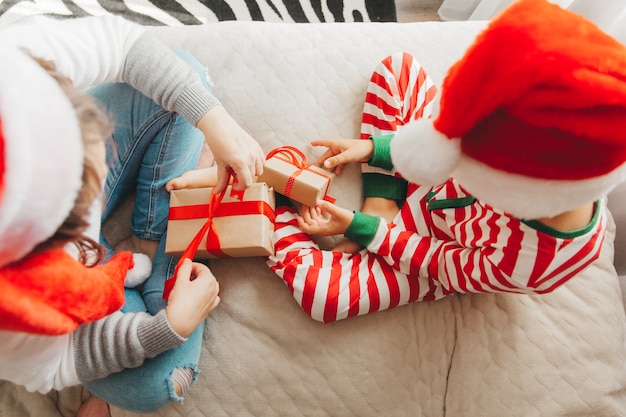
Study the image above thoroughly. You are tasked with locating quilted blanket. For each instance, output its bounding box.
[1,20,625,417]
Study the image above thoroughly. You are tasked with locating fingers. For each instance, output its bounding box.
[314,200,335,216]
[215,147,263,192]
[189,261,214,281]
[176,258,193,281]
[314,148,336,168]
[181,260,221,302]
[231,163,256,191]
[213,164,230,194]
[310,139,339,149]
[322,153,348,172]
[310,139,352,173]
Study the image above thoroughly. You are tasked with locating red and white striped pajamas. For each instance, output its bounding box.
[267,52,607,323]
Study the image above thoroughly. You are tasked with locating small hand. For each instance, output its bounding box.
[165,167,218,191]
[311,139,374,176]
[165,259,220,338]
[297,200,354,236]
[328,198,399,254]
[198,106,265,193]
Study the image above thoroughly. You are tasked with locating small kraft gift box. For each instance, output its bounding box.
[165,182,275,260]
[257,146,335,207]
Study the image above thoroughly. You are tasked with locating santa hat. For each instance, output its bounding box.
[0,47,143,335]
[0,47,84,265]
[390,0,626,219]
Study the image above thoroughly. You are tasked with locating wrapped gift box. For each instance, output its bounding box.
[258,147,335,207]
[165,183,275,259]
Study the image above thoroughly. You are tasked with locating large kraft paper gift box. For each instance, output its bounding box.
[258,146,335,207]
[165,182,275,259]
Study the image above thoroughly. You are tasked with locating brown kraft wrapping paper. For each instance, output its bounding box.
[258,147,335,206]
[165,182,275,259]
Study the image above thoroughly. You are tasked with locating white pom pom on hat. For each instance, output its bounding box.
[390,118,460,188]
[390,0,626,219]
[0,47,84,267]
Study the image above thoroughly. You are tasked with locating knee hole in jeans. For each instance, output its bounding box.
[170,367,194,397]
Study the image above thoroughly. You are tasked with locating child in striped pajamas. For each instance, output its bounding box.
[266,50,608,323]
[167,1,626,325]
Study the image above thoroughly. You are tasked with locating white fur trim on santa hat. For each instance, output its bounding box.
[0,47,83,267]
[454,155,626,220]
[390,118,460,187]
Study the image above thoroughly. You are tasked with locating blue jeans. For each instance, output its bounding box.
[84,50,211,413]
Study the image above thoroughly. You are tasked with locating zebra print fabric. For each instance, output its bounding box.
[0,0,396,25]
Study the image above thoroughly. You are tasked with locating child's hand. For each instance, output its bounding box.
[166,167,218,191]
[311,139,374,176]
[297,200,354,236]
[165,259,220,338]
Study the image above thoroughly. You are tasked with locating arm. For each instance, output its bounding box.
[299,135,407,253]
[1,15,263,191]
[75,259,219,383]
[302,190,605,295]
[351,200,605,295]
[73,310,183,383]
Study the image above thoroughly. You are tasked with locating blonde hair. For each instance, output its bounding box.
[32,57,113,266]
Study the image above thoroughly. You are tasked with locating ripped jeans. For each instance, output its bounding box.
[83,50,210,413]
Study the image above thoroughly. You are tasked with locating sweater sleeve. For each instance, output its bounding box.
[72,310,185,384]
[0,15,220,126]
[0,15,143,88]
[123,34,221,126]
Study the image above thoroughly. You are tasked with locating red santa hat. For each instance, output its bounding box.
[0,47,137,335]
[390,0,626,219]
[0,47,84,265]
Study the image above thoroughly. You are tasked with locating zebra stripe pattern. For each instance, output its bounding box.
[0,0,396,26]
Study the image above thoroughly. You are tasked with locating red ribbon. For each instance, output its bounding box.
[162,168,248,299]
[169,201,275,222]
[266,146,335,203]
[163,185,227,300]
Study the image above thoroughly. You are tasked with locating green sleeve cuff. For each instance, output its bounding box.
[345,211,380,247]
[369,134,395,171]
[362,173,408,202]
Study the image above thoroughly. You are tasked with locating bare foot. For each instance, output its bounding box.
[361,197,400,223]
[77,396,111,417]
[332,237,363,254]
[165,167,218,192]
